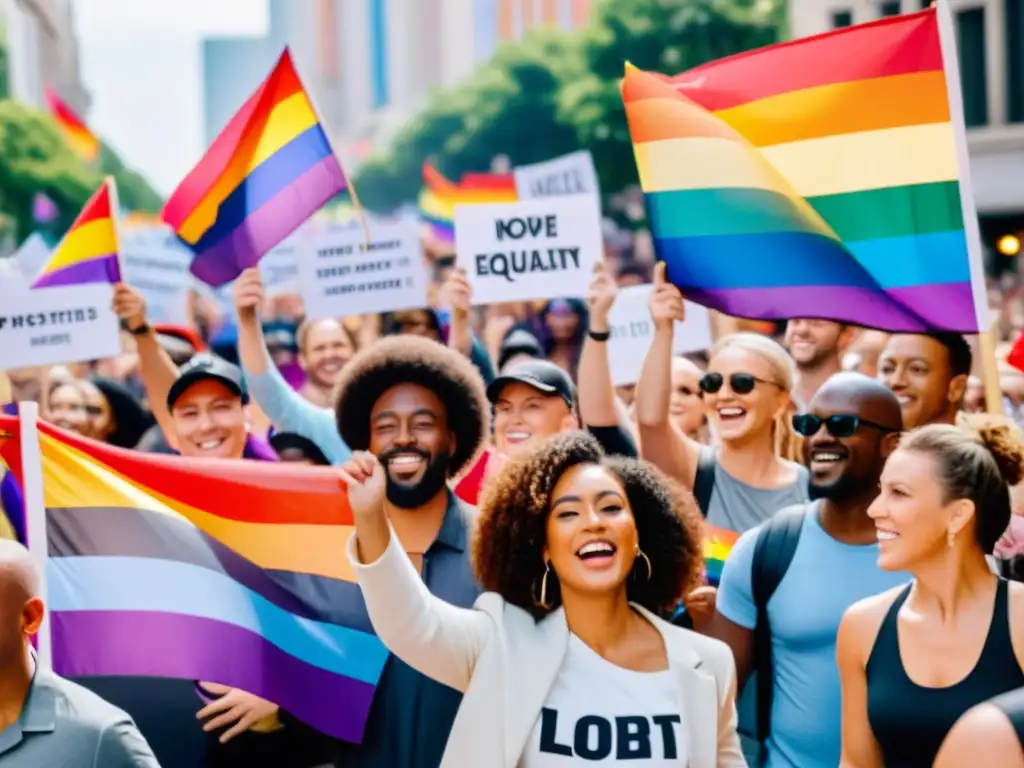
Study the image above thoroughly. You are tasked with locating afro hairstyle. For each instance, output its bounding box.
[333,335,489,476]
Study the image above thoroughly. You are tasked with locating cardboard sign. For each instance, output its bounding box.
[299,215,428,319]
[14,233,51,281]
[455,196,602,305]
[514,150,600,199]
[0,283,121,368]
[607,284,713,387]
[120,230,193,325]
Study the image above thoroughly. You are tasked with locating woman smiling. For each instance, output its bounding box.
[344,431,744,767]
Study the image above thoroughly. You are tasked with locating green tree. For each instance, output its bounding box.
[354,0,779,214]
[98,144,163,213]
[561,0,778,199]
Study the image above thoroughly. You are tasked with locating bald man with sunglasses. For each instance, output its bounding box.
[706,372,911,768]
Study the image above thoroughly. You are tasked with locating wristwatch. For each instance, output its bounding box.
[588,329,611,342]
[121,320,151,336]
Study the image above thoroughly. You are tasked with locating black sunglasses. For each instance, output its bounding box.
[792,413,898,439]
[699,372,780,396]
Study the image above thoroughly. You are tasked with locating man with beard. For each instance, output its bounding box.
[784,319,855,409]
[707,373,909,768]
[271,334,487,767]
[878,331,971,429]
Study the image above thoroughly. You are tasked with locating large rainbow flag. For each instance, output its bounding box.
[703,525,739,588]
[622,9,984,333]
[162,48,347,288]
[0,414,387,743]
[45,88,100,162]
[31,178,122,289]
[419,163,518,244]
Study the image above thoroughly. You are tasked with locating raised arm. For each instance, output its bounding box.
[577,263,620,428]
[634,263,700,486]
[112,284,181,450]
[343,451,490,693]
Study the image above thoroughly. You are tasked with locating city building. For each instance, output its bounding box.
[2,0,90,112]
[788,0,1024,260]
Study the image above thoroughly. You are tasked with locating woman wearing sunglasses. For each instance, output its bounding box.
[635,265,808,547]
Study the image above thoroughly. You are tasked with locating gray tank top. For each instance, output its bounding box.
[704,456,810,534]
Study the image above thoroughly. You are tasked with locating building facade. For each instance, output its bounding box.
[2,0,89,113]
[788,0,1024,254]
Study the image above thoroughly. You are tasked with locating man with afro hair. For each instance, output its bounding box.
[327,334,490,767]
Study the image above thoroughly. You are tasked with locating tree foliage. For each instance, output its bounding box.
[353,0,778,214]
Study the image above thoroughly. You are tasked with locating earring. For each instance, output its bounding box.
[633,546,652,582]
[947,529,956,549]
[535,561,554,609]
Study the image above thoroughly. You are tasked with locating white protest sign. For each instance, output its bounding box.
[120,229,193,325]
[455,195,603,305]
[514,150,600,200]
[14,233,51,282]
[299,215,428,319]
[0,283,120,368]
[607,284,713,387]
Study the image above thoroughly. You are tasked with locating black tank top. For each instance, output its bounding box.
[866,579,1024,767]
[991,687,1024,752]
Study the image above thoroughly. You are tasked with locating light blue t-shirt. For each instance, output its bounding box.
[716,503,909,768]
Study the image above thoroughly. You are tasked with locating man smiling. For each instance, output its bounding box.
[488,360,578,459]
[164,355,248,459]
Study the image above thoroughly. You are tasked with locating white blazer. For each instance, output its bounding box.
[348,531,747,768]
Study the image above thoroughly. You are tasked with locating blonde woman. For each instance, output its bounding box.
[635,266,808,540]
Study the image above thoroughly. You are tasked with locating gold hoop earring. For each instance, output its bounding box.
[634,546,652,582]
[535,561,554,609]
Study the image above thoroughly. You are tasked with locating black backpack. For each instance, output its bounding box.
[692,447,806,757]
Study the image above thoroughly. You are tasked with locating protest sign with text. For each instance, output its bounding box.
[607,284,713,387]
[120,230,193,325]
[0,283,120,369]
[455,195,602,305]
[299,215,428,319]
[514,151,600,200]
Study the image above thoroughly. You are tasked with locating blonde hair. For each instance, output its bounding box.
[710,333,799,459]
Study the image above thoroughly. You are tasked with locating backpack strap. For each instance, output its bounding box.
[693,447,716,518]
[750,504,808,748]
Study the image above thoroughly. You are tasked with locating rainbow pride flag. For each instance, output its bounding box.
[622,9,984,333]
[45,88,100,162]
[31,178,122,289]
[162,48,347,288]
[419,163,518,243]
[704,524,740,587]
[0,414,387,743]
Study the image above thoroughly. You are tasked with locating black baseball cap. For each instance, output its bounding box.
[487,360,576,408]
[166,353,249,410]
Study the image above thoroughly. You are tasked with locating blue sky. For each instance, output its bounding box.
[74,0,269,197]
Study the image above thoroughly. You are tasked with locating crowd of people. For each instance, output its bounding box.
[4,241,1024,768]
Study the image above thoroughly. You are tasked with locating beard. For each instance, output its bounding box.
[809,471,862,501]
[380,446,452,509]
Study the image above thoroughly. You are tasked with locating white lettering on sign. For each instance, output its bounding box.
[455,195,602,305]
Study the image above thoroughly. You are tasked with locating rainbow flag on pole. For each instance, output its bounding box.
[622,8,987,333]
[31,178,122,289]
[0,413,387,743]
[162,48,347,288]
[45,88,100,162]
[419,163,518,243]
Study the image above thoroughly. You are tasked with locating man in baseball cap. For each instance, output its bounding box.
[163,354,250,460]
[487,359,579,458]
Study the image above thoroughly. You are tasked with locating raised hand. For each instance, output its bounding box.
[649,261,685,332]
[587,262,618,331]
[111,284,148,332]
[339,451,387,520]
[439,267,473,322]
[233,268,264,320]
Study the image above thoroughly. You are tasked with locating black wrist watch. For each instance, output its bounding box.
[121,320,151,336]
[588,329,611,342]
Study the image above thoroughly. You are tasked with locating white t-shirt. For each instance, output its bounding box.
[518,634,689,766]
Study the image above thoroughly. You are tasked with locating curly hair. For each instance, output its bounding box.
[473,431,704,620]
[333,335,489,476]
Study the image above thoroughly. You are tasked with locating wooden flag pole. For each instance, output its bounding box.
[935,0,1002,414]
[105,175,127,281]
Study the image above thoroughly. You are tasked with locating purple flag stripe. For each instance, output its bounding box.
[32,253,121,289]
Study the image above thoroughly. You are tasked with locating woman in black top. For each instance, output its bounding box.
[837,419,1024,768]
[935,687,1024,767]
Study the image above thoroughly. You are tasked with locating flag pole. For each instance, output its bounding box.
[935,0,1001,414]
[18,401,51,670]
[105,176,127,282]
[289,48,373,247]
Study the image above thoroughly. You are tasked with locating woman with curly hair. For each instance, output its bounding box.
[838,419,1024,768]
[343,431,745,767]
